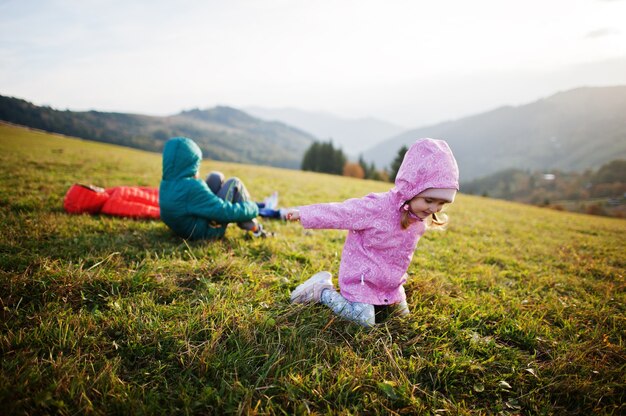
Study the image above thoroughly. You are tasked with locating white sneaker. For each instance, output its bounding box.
[263,191,279,210]
[290,271,334,304]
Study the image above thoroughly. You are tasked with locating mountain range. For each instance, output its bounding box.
[363,85,626,181]
[245,106,405,156]
[2,85,625,182]
[0,96,315,169]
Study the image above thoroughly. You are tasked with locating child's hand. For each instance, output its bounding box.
[284,208,300,221]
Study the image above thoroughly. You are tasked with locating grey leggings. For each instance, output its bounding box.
[206,171,258,232]
[320,289,410,328]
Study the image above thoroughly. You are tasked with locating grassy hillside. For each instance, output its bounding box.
[1,123,624,415]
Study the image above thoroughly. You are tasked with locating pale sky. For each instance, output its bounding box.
[1,0,625,127]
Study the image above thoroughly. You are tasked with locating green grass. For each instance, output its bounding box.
[1,123,625,415]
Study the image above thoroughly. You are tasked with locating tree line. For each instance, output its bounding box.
[463,159,626,217]
[302,140,625,218]
[301,140,409,182]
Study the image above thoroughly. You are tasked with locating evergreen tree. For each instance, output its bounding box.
[331,143,347,175]
[357,155,383,181]
[301,140,346,175]
[301,142,320,171]
[389,145,409,182]
[369,162,382,181]
[358,155,371,179]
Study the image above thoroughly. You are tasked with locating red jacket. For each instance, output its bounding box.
[63,184,160,219]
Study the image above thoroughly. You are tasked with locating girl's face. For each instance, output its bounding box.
[408,196,447,220]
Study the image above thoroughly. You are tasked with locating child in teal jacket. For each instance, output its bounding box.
[159,137,262,239]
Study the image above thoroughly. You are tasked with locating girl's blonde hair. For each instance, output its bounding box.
[400,210,449,230]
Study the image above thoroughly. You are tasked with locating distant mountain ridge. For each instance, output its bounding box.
[0,95,316,169]
[245,106,405,156]
[363,86,626,181]
[4,86,625,179]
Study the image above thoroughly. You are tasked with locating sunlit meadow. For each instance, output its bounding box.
[1,123,624,415]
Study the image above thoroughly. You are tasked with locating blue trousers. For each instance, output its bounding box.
[206,171,258,231]
[320,289,410,328]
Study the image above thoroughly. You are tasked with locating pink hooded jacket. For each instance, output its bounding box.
[299,138,459,305]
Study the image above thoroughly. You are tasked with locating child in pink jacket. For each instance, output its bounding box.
[286,138,459,327]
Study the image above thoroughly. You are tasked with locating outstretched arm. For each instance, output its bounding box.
[292,194,379,231]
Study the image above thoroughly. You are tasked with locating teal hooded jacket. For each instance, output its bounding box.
[159,137,259,239]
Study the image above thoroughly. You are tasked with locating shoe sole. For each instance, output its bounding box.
[290,271,332,303]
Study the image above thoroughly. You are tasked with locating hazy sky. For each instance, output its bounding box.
[1,0,625,127]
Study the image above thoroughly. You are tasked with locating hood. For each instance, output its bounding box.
[393,138,459,204]
[162,137,202,180]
